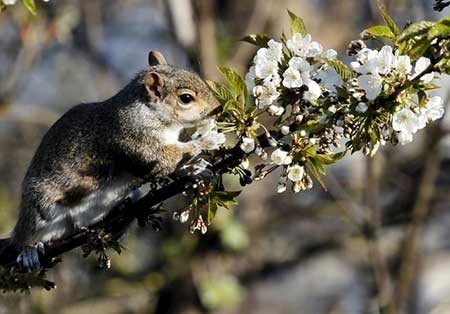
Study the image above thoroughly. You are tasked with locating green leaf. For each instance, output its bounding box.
[428,21,450,40]
[407,38,432,59]
[288,10,307,36]
[217,66,248,102]
[23,0,37,15]
[213,82,234,104]
[325,58,355,81]
[241,34,271,47]
[397,21,434,43]
[207,199,218,224]
[306,159,327,190]
[314,151,347,165]
[212,191,241,210]
[377,0,399,36]
[364,25,395,40]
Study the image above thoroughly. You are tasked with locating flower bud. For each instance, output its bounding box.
[281,126,290,135]
[347,39,366,56]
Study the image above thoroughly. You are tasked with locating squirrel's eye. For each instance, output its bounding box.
[178,93,195,105]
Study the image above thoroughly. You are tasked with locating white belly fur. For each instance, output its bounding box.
[35,172,139,243]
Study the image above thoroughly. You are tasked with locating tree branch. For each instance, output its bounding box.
[0,139,252,270]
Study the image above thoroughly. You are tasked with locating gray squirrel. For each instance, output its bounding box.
[0,51,220,271]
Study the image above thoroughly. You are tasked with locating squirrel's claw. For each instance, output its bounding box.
[17,242,45,272]
[179,157,215,184]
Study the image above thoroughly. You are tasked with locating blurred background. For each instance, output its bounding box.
[0,0,450,313]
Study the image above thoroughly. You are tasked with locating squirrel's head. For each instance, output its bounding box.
[142,51,220,126]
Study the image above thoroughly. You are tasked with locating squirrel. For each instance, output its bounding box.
[0,51,220,271]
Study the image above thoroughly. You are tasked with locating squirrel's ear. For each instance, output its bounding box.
[148,50,168,66]
[144,72,165,100]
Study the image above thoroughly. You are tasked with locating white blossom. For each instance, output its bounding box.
[394,54,412,75]
[268,105,284,116]
[254,60,278,79]
[397,131,413,145]
[240,136,255,153]
[267,39,283,62]
[192,120,226,150]
[287,33,322,58]
[287,165,305,182]
[253,40,283,80]
[281,126,290,135]
[422,96,445,121]
[253,84,280,108]
[2,0,17,5]
[303,79,322,101]
[376,46,395,75]
[356,102,368,113]
[413,57,435,83]
[289,57,312,73]
[351,48,379,74]
[392,108,422,145]
[322,49,338,59]
[192,119,217,140]
[282,67,303,88]
[200,131,226,150]
[245,66,256,92]
[357,73,382,100]
[271,149,292,166]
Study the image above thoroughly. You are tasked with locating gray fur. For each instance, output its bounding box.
[9,64,219,251]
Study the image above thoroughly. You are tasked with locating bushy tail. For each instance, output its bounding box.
[0,237,19,267]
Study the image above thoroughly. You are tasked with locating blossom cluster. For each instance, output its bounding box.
[240,32,345,193]
[245,34,337,115]
[349,46,444,145]
[237,32,446,194]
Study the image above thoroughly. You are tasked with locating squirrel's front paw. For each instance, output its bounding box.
[180,157,214,183]
[16,242,45,272]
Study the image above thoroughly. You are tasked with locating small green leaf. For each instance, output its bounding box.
[212,191,241,210]
[23,0,37,15]
[407,38,432,59]
[207,199,218,224]
[307,159,327,190]
[213,82,234,104]
[377,0,400,36]
[428,21,450,40]
[397,21,434,43]
[314,151,347,165]
[364,25,395,40]
[288,10,307,36]
[217,66,248,102]
[241,34,271,47]
[325,58,355,81]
